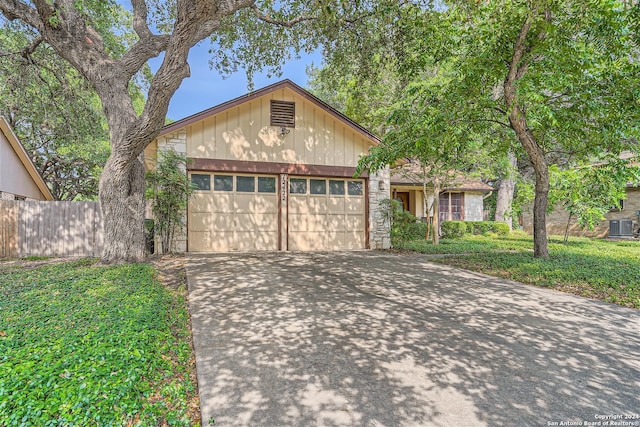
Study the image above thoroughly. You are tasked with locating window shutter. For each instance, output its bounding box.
[270,100,295,128]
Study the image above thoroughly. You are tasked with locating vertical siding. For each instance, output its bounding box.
[183,88,375,168]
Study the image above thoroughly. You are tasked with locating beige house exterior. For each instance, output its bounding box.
[521,186,640,238]
[0,117,54,201]
[390,167,493,223]
[146,80,391,252]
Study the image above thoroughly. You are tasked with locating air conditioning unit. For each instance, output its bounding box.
[609,219,634,238]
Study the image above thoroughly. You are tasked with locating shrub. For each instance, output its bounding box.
[493,222,511,235]
[441,221,467,238]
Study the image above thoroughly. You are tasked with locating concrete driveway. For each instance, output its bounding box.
[186,251,640,426]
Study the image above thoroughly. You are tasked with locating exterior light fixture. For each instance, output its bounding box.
[280,127,291,137]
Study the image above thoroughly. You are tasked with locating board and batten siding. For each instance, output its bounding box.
[184,88,370,167]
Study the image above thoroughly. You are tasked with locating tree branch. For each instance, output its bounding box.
[251,5,315,27]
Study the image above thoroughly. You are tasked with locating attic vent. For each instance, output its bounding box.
[270,100,295,128]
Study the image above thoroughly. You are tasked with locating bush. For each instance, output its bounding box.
[493,222,510,235]
[441,221,467,238]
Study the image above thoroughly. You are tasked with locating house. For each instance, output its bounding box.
[521,185,640,238]
[521,153,640,238]
[390,164,493,223]
[145,80,391,252]
[0,117,54,201]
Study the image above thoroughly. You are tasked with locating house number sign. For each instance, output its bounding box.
[281,174,287,202]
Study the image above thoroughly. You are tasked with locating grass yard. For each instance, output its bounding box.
[397,235,640,309]
[0,258,199,426]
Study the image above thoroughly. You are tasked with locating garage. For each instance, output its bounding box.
[149,80,391,253]
[188,172,279,251]
[188,173,366,252]
[287,176,366,250]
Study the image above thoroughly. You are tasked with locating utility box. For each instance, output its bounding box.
[609,219,634,238]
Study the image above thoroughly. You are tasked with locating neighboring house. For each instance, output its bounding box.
[521,185,640,238]
[0,117,54,201]
[145,80,391,252]
[390,166,493,223]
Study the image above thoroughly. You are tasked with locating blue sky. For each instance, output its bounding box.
[150,42,323,121]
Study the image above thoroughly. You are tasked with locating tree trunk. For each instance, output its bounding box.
[99,154,146,263]
[495,151,517,230]
[503,10,550,258]
[432,178,440,245]
[563,212,572,245]
[423,180,430,240]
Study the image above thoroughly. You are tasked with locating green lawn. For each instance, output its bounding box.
[0,259,198,426]
[397,235,640,309]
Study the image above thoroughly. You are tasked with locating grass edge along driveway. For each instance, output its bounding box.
[396,235,640,309]
[0,258,199,426]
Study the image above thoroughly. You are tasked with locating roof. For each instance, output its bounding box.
[390,162,493,193]
[158,79,381,145]
[0,117,54,201]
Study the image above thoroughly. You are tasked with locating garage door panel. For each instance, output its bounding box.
[288,214,307,232]
[212,194,234,213]
[211,214,234,232]
[326,231,345,249]
[345,230,366,249]
[327,197,345,213]
[190,212,212,232]
[252,213,279,231]
[308,197,328,213]
[188,231,211,251]
[289,231,326,251]
[326,214,345,229]
[345,214,366,231]
[253,231,278,250]
[345,198,365,213]
[288,196,309,214]
[252,196,278,214]
[190,194,213,212]
[307,214,327,232]
[210,232,234,251]
[234,213,255,232]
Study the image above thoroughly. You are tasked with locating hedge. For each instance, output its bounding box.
[441,221,510,238]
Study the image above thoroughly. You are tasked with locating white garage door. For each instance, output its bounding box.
[288,177,366,251]
[188,173,279,251]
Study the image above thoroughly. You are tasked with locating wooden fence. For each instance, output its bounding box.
[0,200,103,258]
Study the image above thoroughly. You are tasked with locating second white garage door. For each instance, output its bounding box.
[288,176,366,251]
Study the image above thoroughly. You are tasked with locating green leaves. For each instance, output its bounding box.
[0,260,197,426]
[146,149,193,254]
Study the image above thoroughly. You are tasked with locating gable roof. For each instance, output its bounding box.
[158,79,381,145]
[0,117,54,201]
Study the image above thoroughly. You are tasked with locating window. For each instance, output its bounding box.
[270,100,295,128]
[610,199,625,212]
[236,176,255,192]
[289,178,307,194]
[329,180,345,195]
[191,174,210,191]
[258,177,276,193]
[310,179,326,195]
[214,175,233,191]
[347,181,364,196]
[439,192,463,222]
[14,195,26,201]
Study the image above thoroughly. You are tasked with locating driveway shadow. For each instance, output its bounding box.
[186,251,639,426]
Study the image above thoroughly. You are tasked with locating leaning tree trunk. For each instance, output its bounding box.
[495,151,517,230]
[99,154,147,263]
[503,10,550,258]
